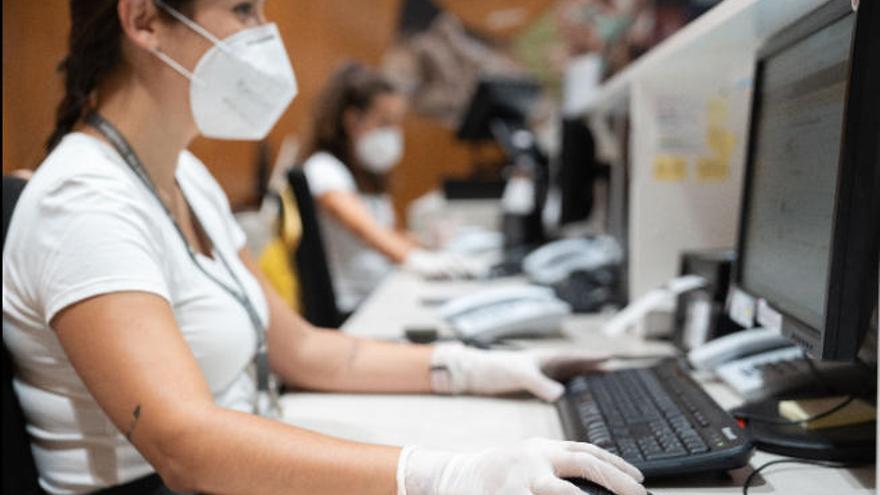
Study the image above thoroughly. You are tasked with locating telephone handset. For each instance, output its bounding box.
[437,286,572,346]
[687,327,821,402]
[687,325,872,402]
[522,236,622,286]
[687,327,794,371]
[715,346,869,401]
[688,328,869,401]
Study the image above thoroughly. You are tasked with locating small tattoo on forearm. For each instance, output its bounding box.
[125,405,142,441]
[347,339,363,369]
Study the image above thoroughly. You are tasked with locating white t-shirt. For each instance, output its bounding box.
[302,152,395,313]
[2,133,269,494]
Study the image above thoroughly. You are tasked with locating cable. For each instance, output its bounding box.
[608,353,678,361]
[733,394,859,426]
[802,349,837,393]
[734,351,873,426]
[735,355,873,494]
[742,459,859,495]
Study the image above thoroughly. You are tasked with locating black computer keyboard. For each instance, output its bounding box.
[557,358,753,479]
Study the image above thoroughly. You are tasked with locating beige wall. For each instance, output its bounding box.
[2,1,70,175]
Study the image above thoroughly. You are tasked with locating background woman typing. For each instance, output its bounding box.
[301,62,485,314]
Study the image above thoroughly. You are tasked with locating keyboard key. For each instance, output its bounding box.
[645,450,688,460]
[686,441,709,454]
[637,437,662,454]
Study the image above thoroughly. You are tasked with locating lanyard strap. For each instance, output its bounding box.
[85,113,278,412]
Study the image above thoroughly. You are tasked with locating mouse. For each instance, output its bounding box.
[571,480,653,495]
[571,480,615,494]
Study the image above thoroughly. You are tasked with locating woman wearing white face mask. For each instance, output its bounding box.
[1,2,646,495]
[301,63,486,314]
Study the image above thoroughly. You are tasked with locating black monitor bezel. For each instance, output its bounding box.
[732,0,879,361]
[456,76,542,142]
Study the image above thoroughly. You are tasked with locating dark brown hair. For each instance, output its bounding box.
[300,62,398,194]
[46,0,194,153]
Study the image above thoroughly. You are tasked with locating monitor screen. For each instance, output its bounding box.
[457,77,542,142]
[740,15,854,332]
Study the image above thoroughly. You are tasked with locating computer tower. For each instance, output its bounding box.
[673,249,743,351]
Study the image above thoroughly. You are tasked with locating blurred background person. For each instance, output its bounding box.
[300,62,485,315]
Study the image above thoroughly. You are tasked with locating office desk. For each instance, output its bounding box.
[281,271,875,494]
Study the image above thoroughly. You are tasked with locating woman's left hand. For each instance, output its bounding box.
[430,343,609,402]
[403,250,489,280]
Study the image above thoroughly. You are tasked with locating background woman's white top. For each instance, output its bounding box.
[2,133,269,494]
[303,152,395,313]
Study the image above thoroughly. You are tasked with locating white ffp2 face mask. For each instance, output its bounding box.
[355,127,404,174]
[152,2,298,141]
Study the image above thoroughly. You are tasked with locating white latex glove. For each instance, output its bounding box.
[403,249,488,280]
[446,252,490,279]
[397,438,647,495]
[430,343,609,402]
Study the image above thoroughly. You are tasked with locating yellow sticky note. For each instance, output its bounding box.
[696,156,730,182]
[779,397,876,431]
[653,155,687,182]
[707,98,729,127]
[707,128,737,159]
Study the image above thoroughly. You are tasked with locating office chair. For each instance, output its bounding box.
[286,168,344,328]
[2,175,44,494]
[2,175,27,245]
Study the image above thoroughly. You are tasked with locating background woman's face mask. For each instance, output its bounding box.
[356,127,404,174]
[152,1,298,140]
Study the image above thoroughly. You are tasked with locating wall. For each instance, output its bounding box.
[2,1,70,176]
[2,0,491,220]
[441,0,556,40]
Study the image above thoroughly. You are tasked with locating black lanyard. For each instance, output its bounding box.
[85,113,276,403]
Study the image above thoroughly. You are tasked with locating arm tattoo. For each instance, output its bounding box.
[124,404,142,442]
[347,339,363,370]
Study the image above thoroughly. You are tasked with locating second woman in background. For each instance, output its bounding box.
[301,62,481,314]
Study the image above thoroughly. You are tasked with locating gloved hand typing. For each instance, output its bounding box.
[397,438,647,495]
[403,249,488,280]
[430,343,608,402]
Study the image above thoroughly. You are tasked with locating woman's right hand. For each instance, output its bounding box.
[403,249,488,280]
[398,438,647,495]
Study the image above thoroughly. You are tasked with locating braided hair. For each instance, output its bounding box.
[46,0,193,153]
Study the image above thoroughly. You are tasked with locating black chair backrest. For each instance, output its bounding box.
[287,168,344,328]
[2,175,27,248]
[2,175,44,494]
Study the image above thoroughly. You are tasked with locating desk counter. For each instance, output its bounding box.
[282,272,875,494]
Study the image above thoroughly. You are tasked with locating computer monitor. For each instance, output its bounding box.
[458,76,548,247]
[444,76,542,201]
[731,0,879,362]
[457,76,542,147]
